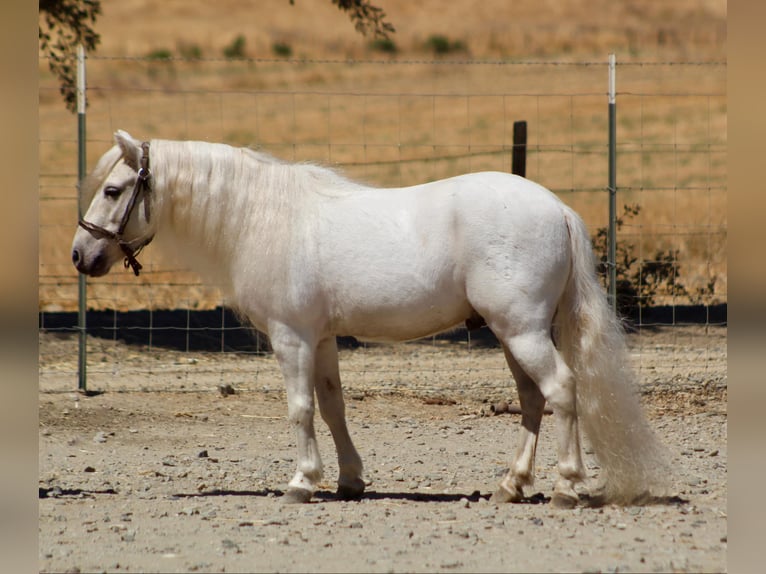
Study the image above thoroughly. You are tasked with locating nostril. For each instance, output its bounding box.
[72,249,81,265]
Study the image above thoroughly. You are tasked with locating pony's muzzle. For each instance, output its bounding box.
[71,243,111,277]
[71,247,92,274]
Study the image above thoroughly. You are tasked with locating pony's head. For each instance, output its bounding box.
[71,130,156,277]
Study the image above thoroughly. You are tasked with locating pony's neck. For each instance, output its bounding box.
[150,140,242,279]
[149,139,302,287]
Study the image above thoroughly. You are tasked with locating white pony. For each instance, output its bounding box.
[72,131,669,506]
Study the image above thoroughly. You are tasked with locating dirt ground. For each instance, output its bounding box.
[39,326,727,573]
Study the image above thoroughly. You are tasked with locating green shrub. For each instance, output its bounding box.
[272,42,293,58]
[146,48,173,60]
[593,204,717,319]
[425,34,466,55]
[370,37,398,54]
[223,35,247,59]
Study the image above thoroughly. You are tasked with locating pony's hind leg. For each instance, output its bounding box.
[491,345,546,503]
[499,330,586,508]
[314,337,365,500]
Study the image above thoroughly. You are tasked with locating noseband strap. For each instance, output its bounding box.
[78,141,154,276]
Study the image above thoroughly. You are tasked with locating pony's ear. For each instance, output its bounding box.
[114,130,143,171]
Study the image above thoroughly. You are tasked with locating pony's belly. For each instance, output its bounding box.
[331,301,473,343]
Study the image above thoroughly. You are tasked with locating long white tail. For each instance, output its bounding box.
[557,206,671,504]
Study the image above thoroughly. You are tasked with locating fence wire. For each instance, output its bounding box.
[38,57,726,395]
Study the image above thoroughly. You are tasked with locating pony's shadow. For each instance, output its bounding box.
[170,488,687,507]
[579,493,688,508]
[171,488,550,505]
[328,490,550,504]
[42,486,686,508]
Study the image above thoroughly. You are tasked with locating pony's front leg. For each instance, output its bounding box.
[314,337,365,499]
[270,323,323,503]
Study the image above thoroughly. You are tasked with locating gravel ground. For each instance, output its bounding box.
[39,326,727,573]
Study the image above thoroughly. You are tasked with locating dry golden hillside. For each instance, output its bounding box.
[87,0,725,61]
[39,1,726,312]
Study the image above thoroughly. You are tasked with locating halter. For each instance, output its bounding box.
[78,142,154,276]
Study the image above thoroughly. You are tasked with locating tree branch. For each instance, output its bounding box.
[39,0,102,113]
[290,0,395,38]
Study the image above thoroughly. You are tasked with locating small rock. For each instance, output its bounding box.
[198,450,209,458]
[84,466,96,473]
[265,517,286,526]
[218,384,236,397]
[490,400,510,414]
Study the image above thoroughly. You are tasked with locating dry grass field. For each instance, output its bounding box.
[39,0,727,312]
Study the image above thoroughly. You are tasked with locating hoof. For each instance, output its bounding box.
[551,492,579,509]
[490,483,523,504]
[282,488,313,504]
[337,479,365,500]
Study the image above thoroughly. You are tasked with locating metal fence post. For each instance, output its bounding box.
[77,44,87,391]
[607,53,617,314]
[512,120,527,177]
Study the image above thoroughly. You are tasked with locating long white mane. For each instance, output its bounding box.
[147,139,367,291]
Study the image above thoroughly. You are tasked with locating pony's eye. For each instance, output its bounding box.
[104,186,122,198]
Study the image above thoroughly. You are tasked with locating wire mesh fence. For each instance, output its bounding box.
[39,56,726,394]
